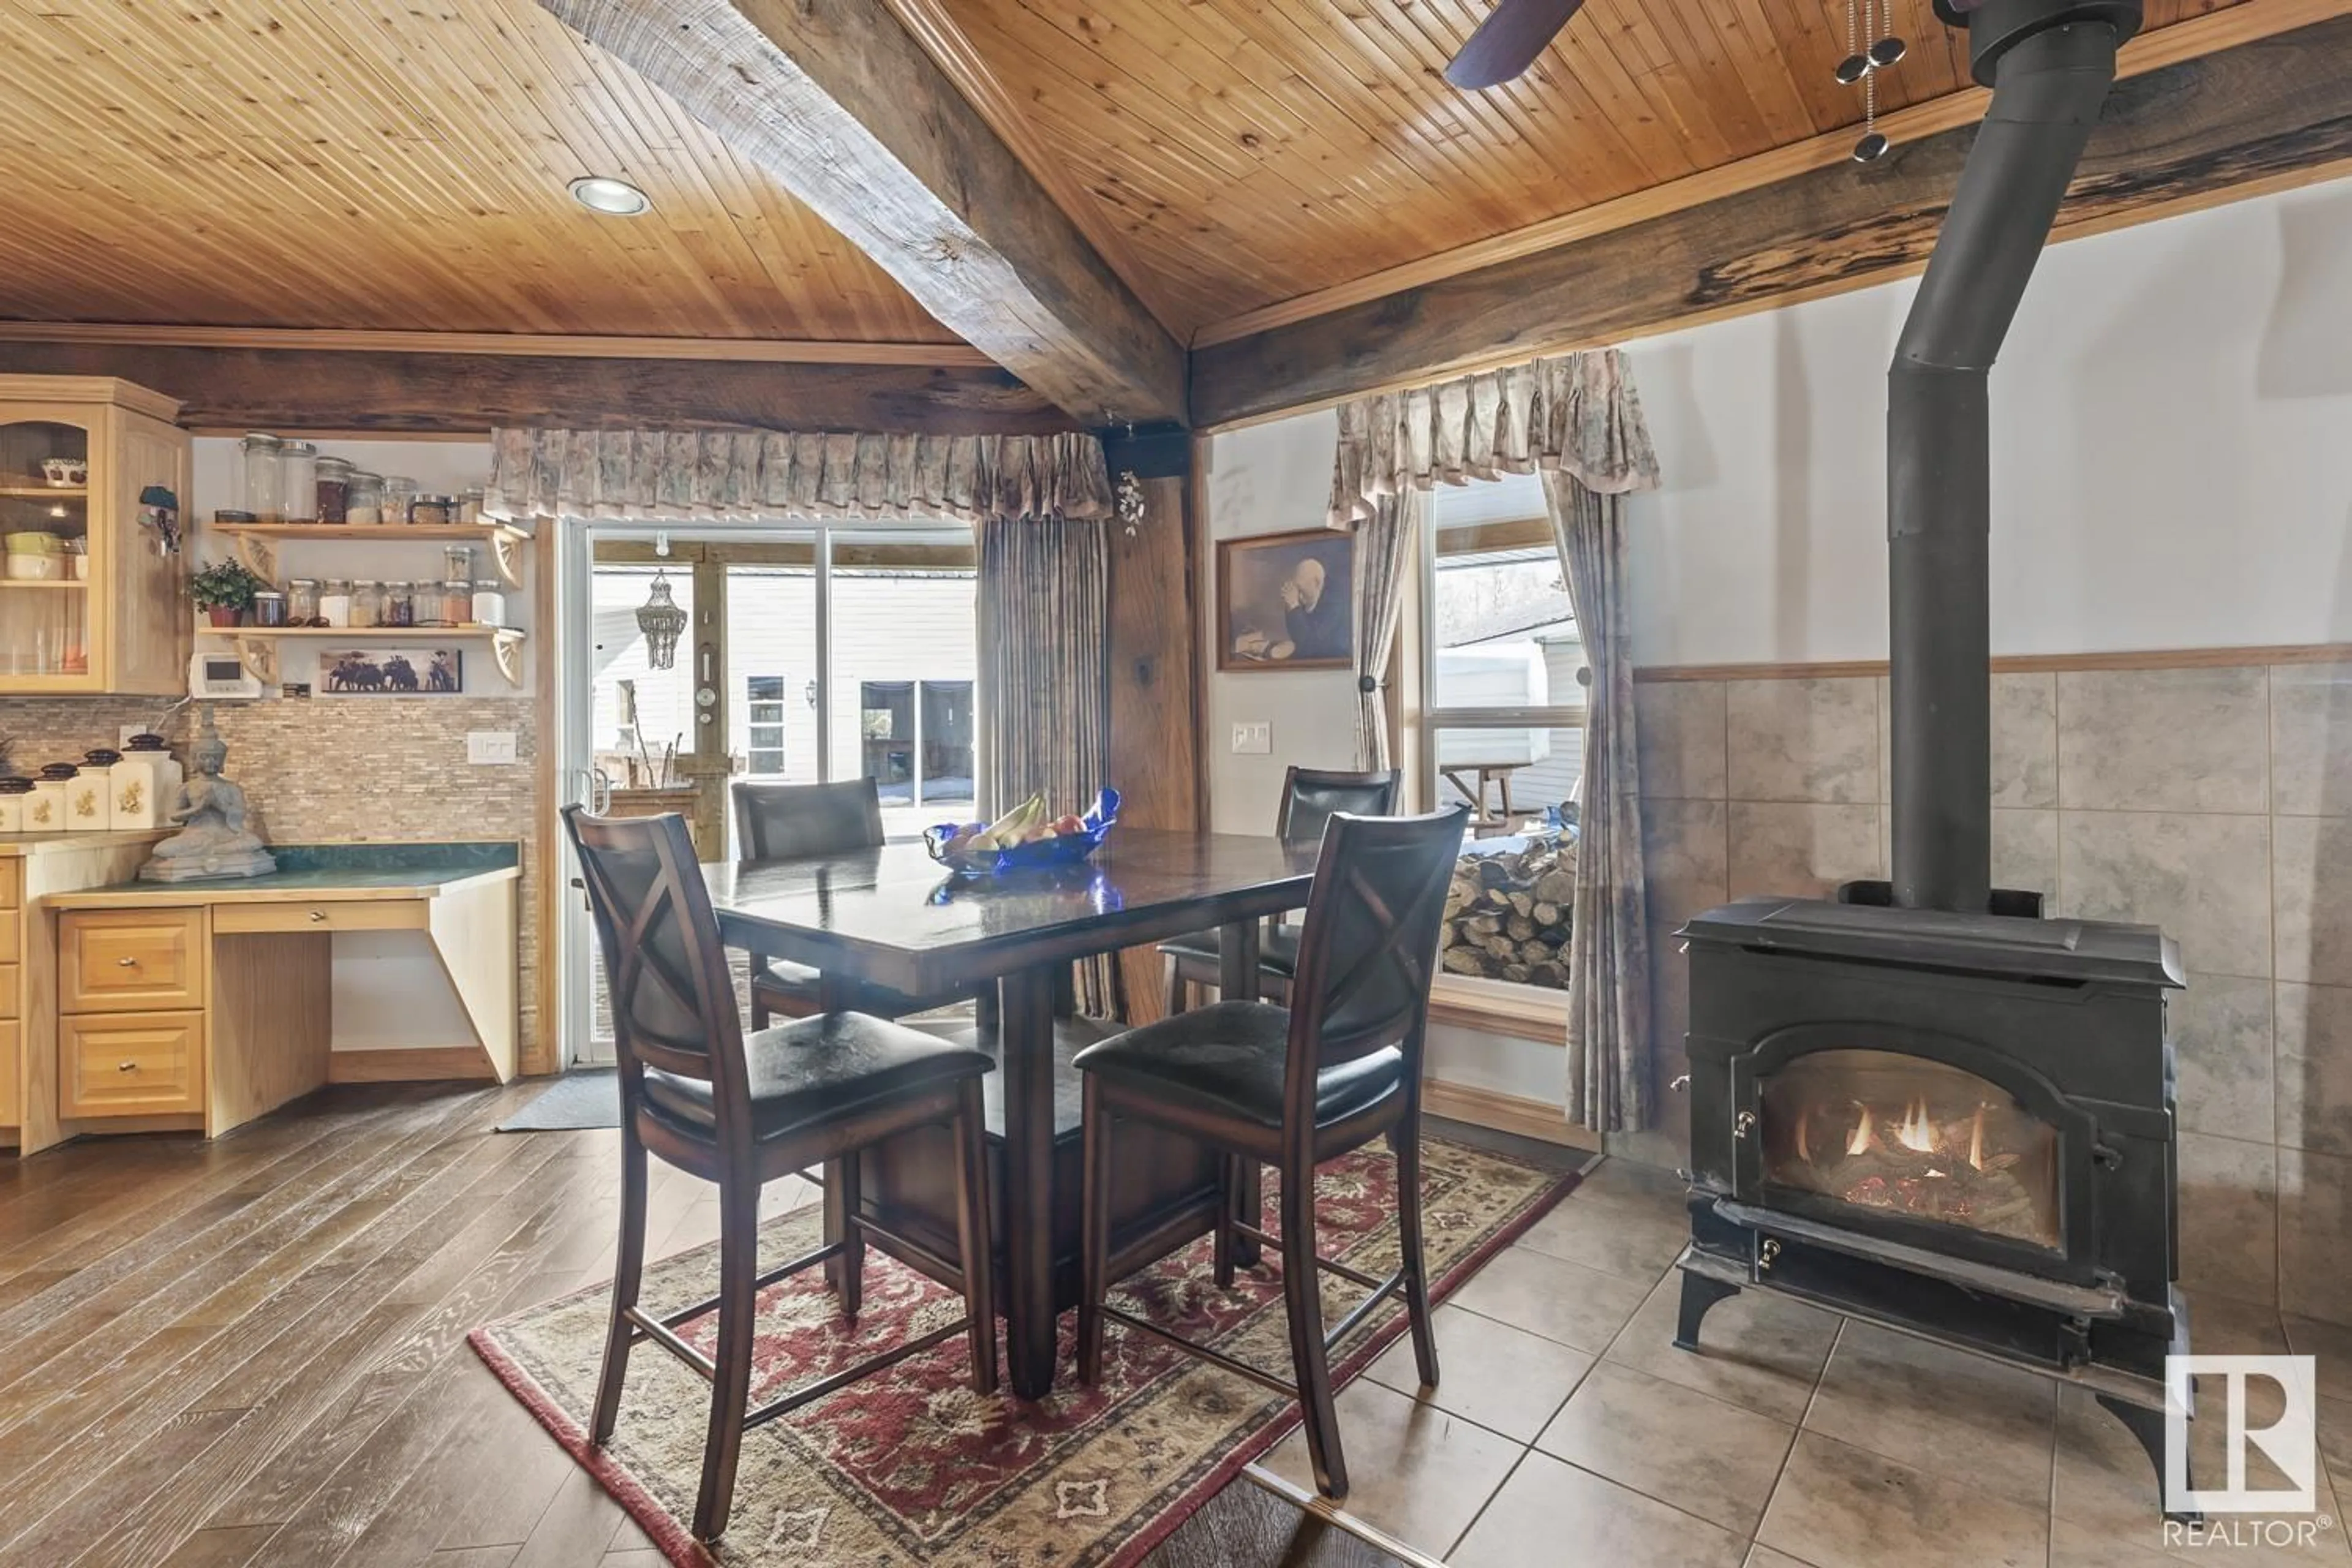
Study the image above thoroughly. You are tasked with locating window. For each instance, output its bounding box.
[1414,478,1585,995]
[744,675,786,776]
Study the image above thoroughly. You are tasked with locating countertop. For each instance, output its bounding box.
[42,840,521,908]
[0,829,170,859]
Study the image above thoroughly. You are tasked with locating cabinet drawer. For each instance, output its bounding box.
[0,860,18,911]
[60,1012,203,1118]
[0,964,16,1021]
[61,909,207,1012]
[0,1021,18,1126]
[0,907,20,959]
[213,901,427,935]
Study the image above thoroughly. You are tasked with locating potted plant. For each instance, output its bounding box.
[190,559,266,628]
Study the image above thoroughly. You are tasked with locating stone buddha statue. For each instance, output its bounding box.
[139,726,275,882]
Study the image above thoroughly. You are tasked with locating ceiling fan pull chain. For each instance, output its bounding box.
[1836,0,1869,85]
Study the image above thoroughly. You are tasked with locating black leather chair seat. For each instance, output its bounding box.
[748,959,957,1020]
[1155,925,1302,977]
[641,1012,993,1145]
[1070,1000,1403,1130]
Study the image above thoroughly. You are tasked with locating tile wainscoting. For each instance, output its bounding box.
[1,696,543,1066]
[1633,655,2352,1327]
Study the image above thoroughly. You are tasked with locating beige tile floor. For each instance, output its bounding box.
[1262,1156,2352,1568]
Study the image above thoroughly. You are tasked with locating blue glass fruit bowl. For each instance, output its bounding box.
[924,788,1120,878]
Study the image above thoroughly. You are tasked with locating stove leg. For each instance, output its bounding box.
[2096,1393,2199,1526]
[1673,1270,1741,1352]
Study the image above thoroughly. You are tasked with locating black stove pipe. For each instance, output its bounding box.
[1888,0,2138,912]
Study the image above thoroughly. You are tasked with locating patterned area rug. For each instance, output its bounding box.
[470,1135,1580,1567]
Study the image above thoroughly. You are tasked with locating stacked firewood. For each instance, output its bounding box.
[1439,839,1574,987]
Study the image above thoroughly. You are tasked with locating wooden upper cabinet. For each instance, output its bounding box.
[0,376,190,695]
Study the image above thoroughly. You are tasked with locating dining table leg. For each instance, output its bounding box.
[816,970,856,1297]
[1219,919,1265,1267]
[998,963,1061,1399]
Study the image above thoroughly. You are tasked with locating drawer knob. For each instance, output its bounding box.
[309,910,329,922]
[117,1060,137,1073]
[117,956,140,968]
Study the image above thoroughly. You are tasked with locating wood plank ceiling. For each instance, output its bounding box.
[0,0,956,342]
[937,0,2243,338]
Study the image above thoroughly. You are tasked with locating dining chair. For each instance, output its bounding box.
[565,805,998,1542]
[731,778,968,1027]
[1074,805,1468,1499]
[1157,766,1400,1014]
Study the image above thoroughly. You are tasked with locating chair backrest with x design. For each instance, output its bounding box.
[733,777,886,861]
[1275,766,1400,846]
[564,806,753,1136]
[1282,806,1470,1121]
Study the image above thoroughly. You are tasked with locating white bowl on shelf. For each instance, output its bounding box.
[6,553,64,581]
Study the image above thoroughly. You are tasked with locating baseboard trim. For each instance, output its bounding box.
[329,1046,498,1084]
[1423,1079,1600,1152]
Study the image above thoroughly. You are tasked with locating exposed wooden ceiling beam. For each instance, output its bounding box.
[0,341,1070,437]
[1189,0,2351,351]
[0,322,997,367]
[1193,13,2352,429]
[538,0,1187,427]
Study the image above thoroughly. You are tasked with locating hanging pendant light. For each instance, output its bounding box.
[636,570,688,670]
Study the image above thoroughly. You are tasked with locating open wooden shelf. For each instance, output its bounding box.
[0,485,89,500]
[0,578,87,590]
[194,621,525,687]
[211,520,530,588]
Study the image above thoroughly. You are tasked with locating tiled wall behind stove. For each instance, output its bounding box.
[2,696,543,1060]
[1634,662,2352,1327]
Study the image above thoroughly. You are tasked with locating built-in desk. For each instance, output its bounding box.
[31,843,519,1153]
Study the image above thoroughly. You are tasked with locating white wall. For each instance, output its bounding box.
[1624,176,2352,666]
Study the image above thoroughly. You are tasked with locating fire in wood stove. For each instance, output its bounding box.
[1758,1050,2061,1249]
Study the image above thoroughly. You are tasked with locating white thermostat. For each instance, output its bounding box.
[189,650,264,700]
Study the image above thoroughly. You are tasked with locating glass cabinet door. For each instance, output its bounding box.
[0,418,96,680]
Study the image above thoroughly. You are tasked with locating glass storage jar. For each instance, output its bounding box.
[351,580,383,629]
[437,578,472,626]
[409,494,457,526]
[442,543,477,582]
[470,580,506,628]
[280,442,318,522]
[456,488,486,524]
[314,456,354,524]
[384,580,416,627]
[287,578,321,625]
[320,578,354,628]
[345,471,384,525]
[239,433,284,523]
[251,589,287,628]
[381,477,418,526]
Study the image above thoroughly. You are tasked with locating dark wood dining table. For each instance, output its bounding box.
[703,827,1322,1398]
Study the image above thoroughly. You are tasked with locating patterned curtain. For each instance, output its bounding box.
[483,428,1113,524]
[977,517,1121,1018]
[1351,491,1420,769]
[1327,349,1660,529]
[1544,473,1651,1134]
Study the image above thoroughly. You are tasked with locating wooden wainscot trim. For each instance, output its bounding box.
[1635,642,2352,682]
[1422,1078,1600,1152]
[328,1047,503,1085]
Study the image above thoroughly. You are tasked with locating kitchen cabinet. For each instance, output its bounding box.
[0,376,190,694]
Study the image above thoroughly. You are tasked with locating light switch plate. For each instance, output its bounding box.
[1231,721,1271,755]
[467,731,519,765]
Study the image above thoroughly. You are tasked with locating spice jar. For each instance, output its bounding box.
[320,578,354,629]
[280,441,319,522]
[381,477,418,527]
[456,488,485,524]
[345,471,383,524]
[239,433,284,524]
[287,577,321,625]
[442,543,477,582]
[409,494,457,526]
[437,578,472,626]
[315,456,355,524]
[351,580,383,630]
[251,589,287,628]
[387,580,417,627]
[470,579,507,628]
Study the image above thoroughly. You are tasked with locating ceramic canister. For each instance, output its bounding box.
[0,777,30,834]
[27,763,76,834]
[109,736,180,831]
[66,750,118,831]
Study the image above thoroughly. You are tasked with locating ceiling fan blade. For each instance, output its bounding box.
[1444,0,1588,88]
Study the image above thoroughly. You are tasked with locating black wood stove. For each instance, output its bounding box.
[1670,0,2196,1507]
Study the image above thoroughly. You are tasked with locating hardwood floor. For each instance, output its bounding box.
[0,1082,1409,1568]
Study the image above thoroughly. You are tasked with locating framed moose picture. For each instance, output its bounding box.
[1215,528,1355,672]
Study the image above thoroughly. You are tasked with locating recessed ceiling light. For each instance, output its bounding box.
[568,175,650,217]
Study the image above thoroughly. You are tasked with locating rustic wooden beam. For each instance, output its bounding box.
[1193,15,2352,429]
[540,0,1186,428]
[0,321,995,367]
[0,341,1071,437]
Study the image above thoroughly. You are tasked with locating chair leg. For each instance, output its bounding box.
[1212,1153,1240,1289]
[825,1153,864,1318]
[1279,1153,1348,1499]
[589,1123,649,1447]
[1077,1074,1115,1385]
[951,1078,999,1395]
[1392,1112,1441,1390]
[692,1177,761,1542]
[1164,955,1184,1018]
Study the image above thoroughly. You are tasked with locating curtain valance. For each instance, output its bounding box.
[1327,348,1660,529]
[483,428,1114,524]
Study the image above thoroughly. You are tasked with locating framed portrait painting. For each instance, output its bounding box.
[1216,529,1355,672]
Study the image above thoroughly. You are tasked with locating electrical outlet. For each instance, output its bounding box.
[466,731,519,766]
[1231,721,1271,755]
